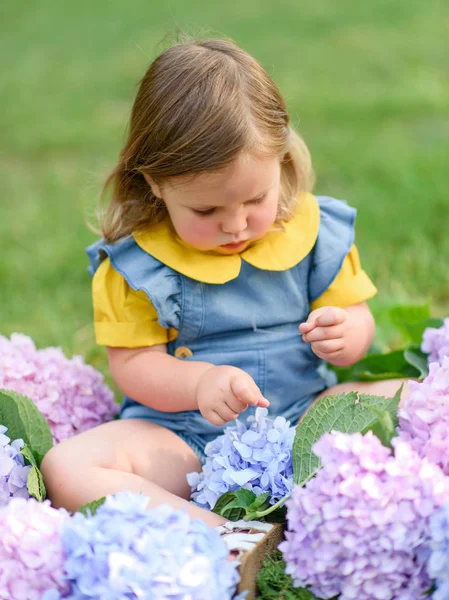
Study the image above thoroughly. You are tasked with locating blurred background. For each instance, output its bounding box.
[1,0,447,383]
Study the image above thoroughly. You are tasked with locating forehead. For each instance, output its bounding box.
[166,154,280,205]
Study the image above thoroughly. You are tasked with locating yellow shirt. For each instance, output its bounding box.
[92,193,377,348]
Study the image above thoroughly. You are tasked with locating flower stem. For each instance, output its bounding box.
[247,492,291,520]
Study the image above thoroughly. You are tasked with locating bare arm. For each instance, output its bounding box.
[107,345,269,423]
[107,344,212,412]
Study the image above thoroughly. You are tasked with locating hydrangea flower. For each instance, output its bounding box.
[279,431,449,600]
[187,407,295,510]
[0,333,118,443]
[59,491,242,599]
[398,356,449,475]
[0,497,71,599]
[422,318,449,365]
[427,503,449,600]
[0,425,31,506]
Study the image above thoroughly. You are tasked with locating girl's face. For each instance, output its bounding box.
[145,153,281,254]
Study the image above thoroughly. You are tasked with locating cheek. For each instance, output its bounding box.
[251,201,278,232]
[175,214,217,247]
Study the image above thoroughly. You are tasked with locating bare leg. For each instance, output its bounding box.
[40,418,225,527]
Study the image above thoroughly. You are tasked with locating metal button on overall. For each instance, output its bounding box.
[174,346,193,359]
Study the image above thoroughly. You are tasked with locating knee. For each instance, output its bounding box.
[40,442,82,507]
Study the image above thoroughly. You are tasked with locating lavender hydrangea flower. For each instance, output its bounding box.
[0,333,118,443]
[0,497,71,598]
[398,356,449,475]
[422,318,449,365]
[279,431,449,600]
[427,503,449,600]
[187,407,295,510]
[60,491,242,599]
[0,425,31,506]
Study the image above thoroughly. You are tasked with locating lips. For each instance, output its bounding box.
[220,241,248,250]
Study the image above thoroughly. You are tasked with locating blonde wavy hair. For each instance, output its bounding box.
[100,37,315,243]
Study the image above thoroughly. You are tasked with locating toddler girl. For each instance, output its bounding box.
[41,38,403,527]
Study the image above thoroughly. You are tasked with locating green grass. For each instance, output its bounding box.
[1,0,448,382]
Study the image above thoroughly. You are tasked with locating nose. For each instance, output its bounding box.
[221,206,247,235]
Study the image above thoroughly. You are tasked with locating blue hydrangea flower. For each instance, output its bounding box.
[0,424,31,506]
[187,407,295,510]
[428,503,449,600]
[279,431,449,600]
[59,491,242,599]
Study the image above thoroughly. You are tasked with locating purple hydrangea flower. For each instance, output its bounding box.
[427,503,449,600]
[0,425,31,506]
[398,357,449,475]
[187,407,295,510]
[422,318,449,365]
[279,431,449,600]
[60,491,242,599]
[0,497,71,598]
[0,333,118,444]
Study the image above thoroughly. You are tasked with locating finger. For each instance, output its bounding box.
[313,347,345,362]
[315,307,347,328]
[311,339,345,355]
[302,324,345,343]
[214,405,240,424]
[299,321,316,334]
[230,376,265,407]
[225,396,251,414]
[257,397,270,408]
[299,307,330,334]
[207,411,228,427]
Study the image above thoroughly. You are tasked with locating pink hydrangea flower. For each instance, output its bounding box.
[398,356,449,475]
[279,431,449,600]
[0,497,71,599]
[422,318,449,365]
[0,333,118,444]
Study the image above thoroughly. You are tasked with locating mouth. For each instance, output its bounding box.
[220,241,248,251]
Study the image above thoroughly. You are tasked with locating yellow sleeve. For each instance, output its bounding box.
[311,245,377,310]
[92,258,178,348]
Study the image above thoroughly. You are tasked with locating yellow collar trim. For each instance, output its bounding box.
[133,192,320,284]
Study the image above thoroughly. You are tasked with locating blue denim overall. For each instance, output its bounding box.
[87,196,355,461]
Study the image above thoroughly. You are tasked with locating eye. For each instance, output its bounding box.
[249,194,266,205]
[192,207,216,216]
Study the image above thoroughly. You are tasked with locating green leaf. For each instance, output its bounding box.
[293,391,401,485]
[0,389,53,466]
[26,466,46,501]
[248,492,271,512]
[77,496,106,517]
[403,318,444,346]
[212,489,258,521]
[333,349,420,384]
[359,404,397,448]
[212,491,237,515]
[257,551,321,599]
[404,345,429,379]
[220,489,258,521]
[390,303,443,345]
[21,442,46,501]
[390,303,431,342]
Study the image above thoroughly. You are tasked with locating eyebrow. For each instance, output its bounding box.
[189,189,269,210]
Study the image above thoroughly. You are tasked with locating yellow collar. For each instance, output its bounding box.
[133,192,320,284]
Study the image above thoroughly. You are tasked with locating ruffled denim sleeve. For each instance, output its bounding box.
[86,237,182,333]
[308,196,357,302]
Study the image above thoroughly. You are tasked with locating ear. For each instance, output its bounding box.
[143,173,163,199]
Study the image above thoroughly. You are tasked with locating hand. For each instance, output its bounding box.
[299,306,349,363]
[195,366,270,426]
